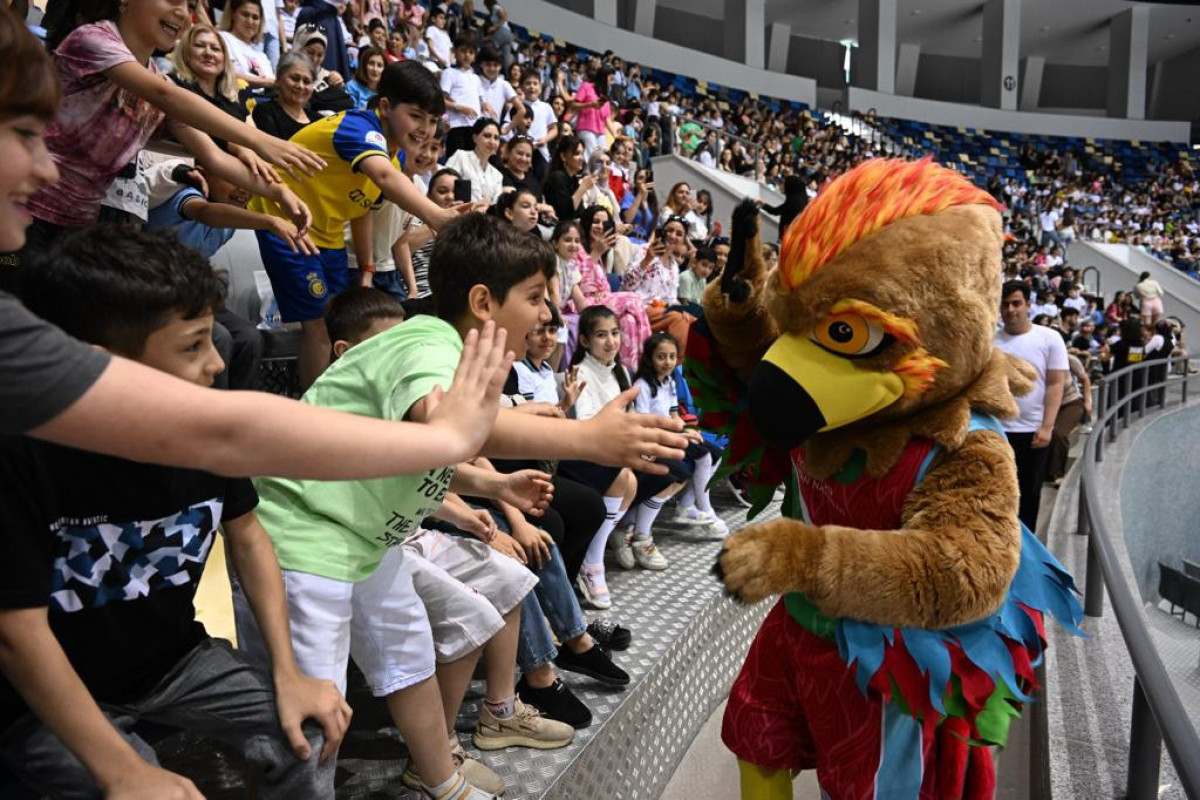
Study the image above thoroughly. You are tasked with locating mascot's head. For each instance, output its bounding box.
[749,158,1005,451]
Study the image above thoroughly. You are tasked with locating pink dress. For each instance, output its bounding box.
[570,252,652,366]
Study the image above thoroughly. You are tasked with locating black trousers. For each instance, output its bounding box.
[212,310,264,391]
[1006,431,1049,533]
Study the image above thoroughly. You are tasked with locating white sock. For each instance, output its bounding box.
[587,495,626,565]
[422,771,481,800]
[634,496,667,539]
[678,484,696,510]
[693,454,716,513]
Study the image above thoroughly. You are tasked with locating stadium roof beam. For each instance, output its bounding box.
[1019,55,1044,112]
[632,0,656,38]
[1108,6,1150,120]
[980,0,1019,111]
[856,0,897,94]
[594,0,617,27]
[767,21,791,73]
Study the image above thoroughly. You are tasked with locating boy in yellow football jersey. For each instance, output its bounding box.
[251,61,463,387]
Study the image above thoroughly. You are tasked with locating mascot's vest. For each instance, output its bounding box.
[779,413,1082,747]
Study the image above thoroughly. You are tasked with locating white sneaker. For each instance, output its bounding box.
[575,564,612,609]
[632,538,668,570]
[673,505,705,526]
[609,524,636,570]
[704,514,730,536]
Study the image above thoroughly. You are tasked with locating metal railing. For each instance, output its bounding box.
[1075,357,1200,799]
[1080,265,1101,299]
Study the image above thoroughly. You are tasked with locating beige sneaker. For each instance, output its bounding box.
[473,700,575,751]
[402,734,507,796]
[632,538,668,570]
[610,524,636,570]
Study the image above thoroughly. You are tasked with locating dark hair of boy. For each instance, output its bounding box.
[633,331,678,398]
[22,226,226,358]
[428,212,556,322]
[453,29,479,51]
[542,298,563,329]
[477,44,504,65]
[694,247,716,263]
[368,18,386,31]
[519,68,540,86]
[377,60,446,116]
[1001,280,1031,302]
[324,286,406,345]
[570,304,630,391]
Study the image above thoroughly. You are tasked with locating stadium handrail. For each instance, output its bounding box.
[1077,358,1200,799]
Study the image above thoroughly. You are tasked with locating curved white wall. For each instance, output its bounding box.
[848,87,1191,143]
[501,0,818,108]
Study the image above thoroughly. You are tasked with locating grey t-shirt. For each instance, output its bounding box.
[1,291,111,434]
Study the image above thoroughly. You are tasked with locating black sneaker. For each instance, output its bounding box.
[554,644,631,687]
[516,676,592,729]
[587,617,632,651]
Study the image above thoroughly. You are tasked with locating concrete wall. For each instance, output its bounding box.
[504,0,818,107]
[847,87,1191,142]
[1120,402,1200,603]
[649,155,782,244]
[653,6,725,59]
[912,53,981,106]
[1068,241,1200,335]
[1148,44,1200,124]
[1039,64,1108,111]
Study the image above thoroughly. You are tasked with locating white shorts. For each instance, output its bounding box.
[233,545,435,698]
[403,528,538,663]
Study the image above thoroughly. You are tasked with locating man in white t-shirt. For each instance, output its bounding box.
[1038,206,1060,248]
[478,46,519,128]
[994,281,1068,531]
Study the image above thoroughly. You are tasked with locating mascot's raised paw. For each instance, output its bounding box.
[715,518,821,604]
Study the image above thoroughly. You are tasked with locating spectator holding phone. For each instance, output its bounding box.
[621,166,657,243]
[622,216,696,356]
[542,134,597,222]
[446,117,505,205]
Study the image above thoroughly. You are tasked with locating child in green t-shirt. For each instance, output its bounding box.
[251,214,686,799]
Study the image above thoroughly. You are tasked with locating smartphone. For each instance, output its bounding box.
[453,178,472,204]
[604,218,616,235]
[646,168,655,183]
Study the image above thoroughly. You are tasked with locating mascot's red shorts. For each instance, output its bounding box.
[722,602,993,800]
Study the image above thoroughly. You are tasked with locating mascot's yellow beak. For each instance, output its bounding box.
[748,332,907,450]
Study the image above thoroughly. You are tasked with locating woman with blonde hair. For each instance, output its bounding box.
[220,0,275,89]
[172,24,243,110]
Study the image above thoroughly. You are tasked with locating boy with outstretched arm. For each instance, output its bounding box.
[249,213,685,799]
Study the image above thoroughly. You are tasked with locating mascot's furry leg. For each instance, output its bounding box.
[739,761,793,800]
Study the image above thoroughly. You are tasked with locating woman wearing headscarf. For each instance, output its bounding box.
[290,23,354,116]
[295,0,351,80]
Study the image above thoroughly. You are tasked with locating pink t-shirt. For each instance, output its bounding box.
[574,81,610,135]
[29,21,171,227]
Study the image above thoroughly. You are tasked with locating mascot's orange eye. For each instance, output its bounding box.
[812,313,890,358]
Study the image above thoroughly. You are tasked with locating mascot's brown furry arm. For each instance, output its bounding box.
[685,158,1083,800]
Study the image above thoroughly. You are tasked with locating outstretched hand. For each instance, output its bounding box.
[496,469,554,516]
[425,322,514,462]
[580,386,687,474]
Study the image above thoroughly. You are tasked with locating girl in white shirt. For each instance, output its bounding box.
[561,307,681,576]
[632,333,727,535]
[446,118,505,205]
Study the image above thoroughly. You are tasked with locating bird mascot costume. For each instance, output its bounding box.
[686,158,1083,800]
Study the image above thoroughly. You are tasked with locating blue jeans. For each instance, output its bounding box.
[372,270,410,304]
[477,506,586,672]
[262,31,281,69]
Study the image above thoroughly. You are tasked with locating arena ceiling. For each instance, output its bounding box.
[657,0,1200,66]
